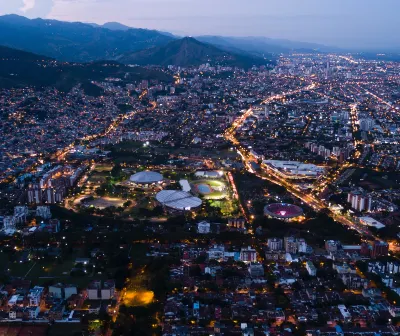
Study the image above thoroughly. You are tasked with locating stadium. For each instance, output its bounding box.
[129,171,163,184]
[156,190,202,211]
[264,203,304,220]
[191,179,227,200]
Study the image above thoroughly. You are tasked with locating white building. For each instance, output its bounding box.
[27,306,40,319]
[268,238,283,251]
[338,305,351,322]
[240,246,257,263]
[194,171,223,179]
[347,191,372,212]
[179,179,191,192]
[8,295,21,307]
[49,284,78,299]
[197,221,210,234]
[306,261,317,276]
[28,286,44,306]
[88,280,115,300]
[208,245,225,260]
[3,216,16,230]
[248,263,264,277]
[14,206,29,223]
[262,160,325,179]
[359,216,385,229]
[297,239,308,253]
[359,118,375,131]
[36,206,52,219]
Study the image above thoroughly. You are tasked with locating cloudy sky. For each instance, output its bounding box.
[0,0,399,50]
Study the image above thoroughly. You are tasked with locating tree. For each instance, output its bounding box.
[111,164,122,177]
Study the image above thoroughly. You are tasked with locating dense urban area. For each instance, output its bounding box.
[1,47,400,336]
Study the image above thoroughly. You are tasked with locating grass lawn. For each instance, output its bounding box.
[350,168,400,190]
[193,179,226,188]
[94,164,113,172]
[6,249,109,289]
[203,192,227,200]
[48,323,83,336]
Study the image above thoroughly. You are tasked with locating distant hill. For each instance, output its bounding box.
[0,15,343,66]
[101,22,132,31]
[196,36,342,56]
[0,46,172,91]
[0,14,174,62]
[89,22,176,38]
[0,45,51,62]
[117,37,269,68]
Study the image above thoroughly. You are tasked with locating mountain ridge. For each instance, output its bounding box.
[0,14,174,62]
[117,37,269,68]
[0,45,172,90]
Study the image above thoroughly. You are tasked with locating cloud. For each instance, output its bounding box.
[20,0,36,12]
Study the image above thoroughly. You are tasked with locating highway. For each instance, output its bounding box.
[224,84,393,250]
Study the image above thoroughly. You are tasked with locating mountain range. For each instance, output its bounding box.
[116,37,267,68]
[0,14,345,66]
[0,14,173,62]
[0,45,172,91]
[196,36,342,56]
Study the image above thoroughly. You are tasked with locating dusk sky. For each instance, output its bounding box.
[0,0,399,50]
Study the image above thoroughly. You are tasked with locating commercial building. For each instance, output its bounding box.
[262,160,325,179]
[358,216,385,229]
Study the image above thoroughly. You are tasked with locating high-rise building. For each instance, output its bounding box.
[3,216,16,230]
[359,118,375,131]
[27,187,42,204]
[240,246,257,263]
[284,237,298,254]
[36,206,52,219]
[325,61,330,80]
[297,239,308,253]
[44,188,56,204]
[347,191,372,212]
[268,238,283,251]
[14,206,29,223]
[228,218,246,229]
[371,241,389,258]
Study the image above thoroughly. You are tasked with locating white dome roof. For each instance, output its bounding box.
[130,171,163,184]
[156,190,202,210]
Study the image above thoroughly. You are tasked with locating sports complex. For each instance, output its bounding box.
[156,190,202,211]
[129,171,164,185]
[264,203,304,220]
[191,179,227,200]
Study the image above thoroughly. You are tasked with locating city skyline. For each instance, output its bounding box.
[0,0,399,50]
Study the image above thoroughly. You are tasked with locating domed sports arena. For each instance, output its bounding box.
[129,171,163,184]
[156,190,202,211]
[264,203,303,220]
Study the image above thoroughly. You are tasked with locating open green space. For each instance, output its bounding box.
[193,179,226,188]
[350,168,400,190]
[191,179,227,200]
[94,164,113,172]
[4,249,111,289]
